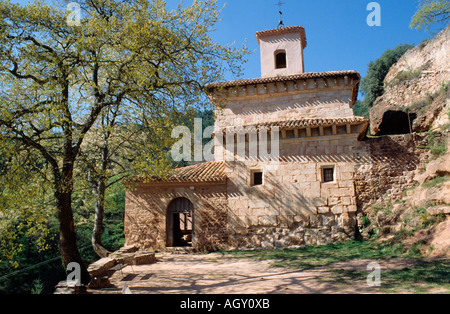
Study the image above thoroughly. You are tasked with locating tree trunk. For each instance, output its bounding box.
[92,180,111,258]
[56,190,91,286]
[91,137,111,258]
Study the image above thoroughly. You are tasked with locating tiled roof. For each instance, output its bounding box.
[254,116,369,129]
[129,161,226,184]
[219,116,369,132]
[255,26,307,48]
[205,71,360,91]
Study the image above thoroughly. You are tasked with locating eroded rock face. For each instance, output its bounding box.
[370,25,450,136]
[414,145,450,186]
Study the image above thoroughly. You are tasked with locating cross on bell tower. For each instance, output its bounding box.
[275,0,285,28]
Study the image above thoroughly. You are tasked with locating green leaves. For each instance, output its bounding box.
[0,0,249,266]
[410,0,450,33]
[359,44,414,109]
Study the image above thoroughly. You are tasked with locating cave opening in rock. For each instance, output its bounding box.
[376,110,417,136]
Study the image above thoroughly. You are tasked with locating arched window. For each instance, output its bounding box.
[275,50,287,69]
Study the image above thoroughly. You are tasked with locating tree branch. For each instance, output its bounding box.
[0,119,61,182]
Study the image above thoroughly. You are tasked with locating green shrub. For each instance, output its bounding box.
[408,92,436,114]
[352,100,370,118]
[361,216,371,228]
[360,44,414,109]
[419,131,448,160]
[391,66,424,84]
[31,278,44,294]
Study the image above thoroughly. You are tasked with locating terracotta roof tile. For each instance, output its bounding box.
[129,161,226,184]
[205,70,360,91]
[220,116,368,132]
[255,26,307,48]
[256,116,369,129]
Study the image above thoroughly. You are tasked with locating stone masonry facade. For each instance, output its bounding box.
[123,25,422,251]
[124,70,370,251]
[124,133,428,251]
[125,182,229,252]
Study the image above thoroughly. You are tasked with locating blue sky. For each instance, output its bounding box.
[206,0,435,81]
[11,0,436,82]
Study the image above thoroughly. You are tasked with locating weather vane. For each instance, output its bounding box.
[275,0,285,28]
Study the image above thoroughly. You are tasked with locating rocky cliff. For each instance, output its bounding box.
[370,25,450,136]
[358,135,450,259]
[359,26,450,259]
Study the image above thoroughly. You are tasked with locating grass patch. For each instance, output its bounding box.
[220,240,450,294]
[326,260,450,294]
[222,240,413,271]
[422,175,450,188]
[389,65,427,86]
[428,145,448,159]
[419,131,448,160]
[382,260,450,293]
[402,182,420,197]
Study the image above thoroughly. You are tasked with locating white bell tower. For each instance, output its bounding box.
[255,26,307,78]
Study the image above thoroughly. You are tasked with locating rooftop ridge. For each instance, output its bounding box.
[219,116,369,131]
[255,25,307,48]
[128,161,226,184]
[205,70,360,91]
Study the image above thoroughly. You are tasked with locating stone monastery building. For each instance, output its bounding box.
[124,25,371,251]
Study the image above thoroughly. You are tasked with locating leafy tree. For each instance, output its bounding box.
[0,143,55,268]
[173,109,215,167]
[78,111,184,257]
[352,100,370,119]
[359,44,414,109]
[410,0,450,33]
[0,0,248,284]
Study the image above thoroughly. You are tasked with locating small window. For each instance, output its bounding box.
[275,51,287,69]
[322,167,334,183]
[251,170,263,186]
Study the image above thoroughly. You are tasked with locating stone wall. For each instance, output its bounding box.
[223,133,431,250]
[126,75,423,251]
[215,82,355,129]
[124,134,430,251]
[354,134,429,214]
[124,183,228,251]
[224,133,367,249]
[124,132,370,251]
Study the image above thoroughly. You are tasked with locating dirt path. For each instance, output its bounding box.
[90,253,395,294]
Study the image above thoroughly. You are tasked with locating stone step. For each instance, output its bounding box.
[165,247,195,254]
[87,250,156,278]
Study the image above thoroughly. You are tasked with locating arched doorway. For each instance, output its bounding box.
[166,197,194,247]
